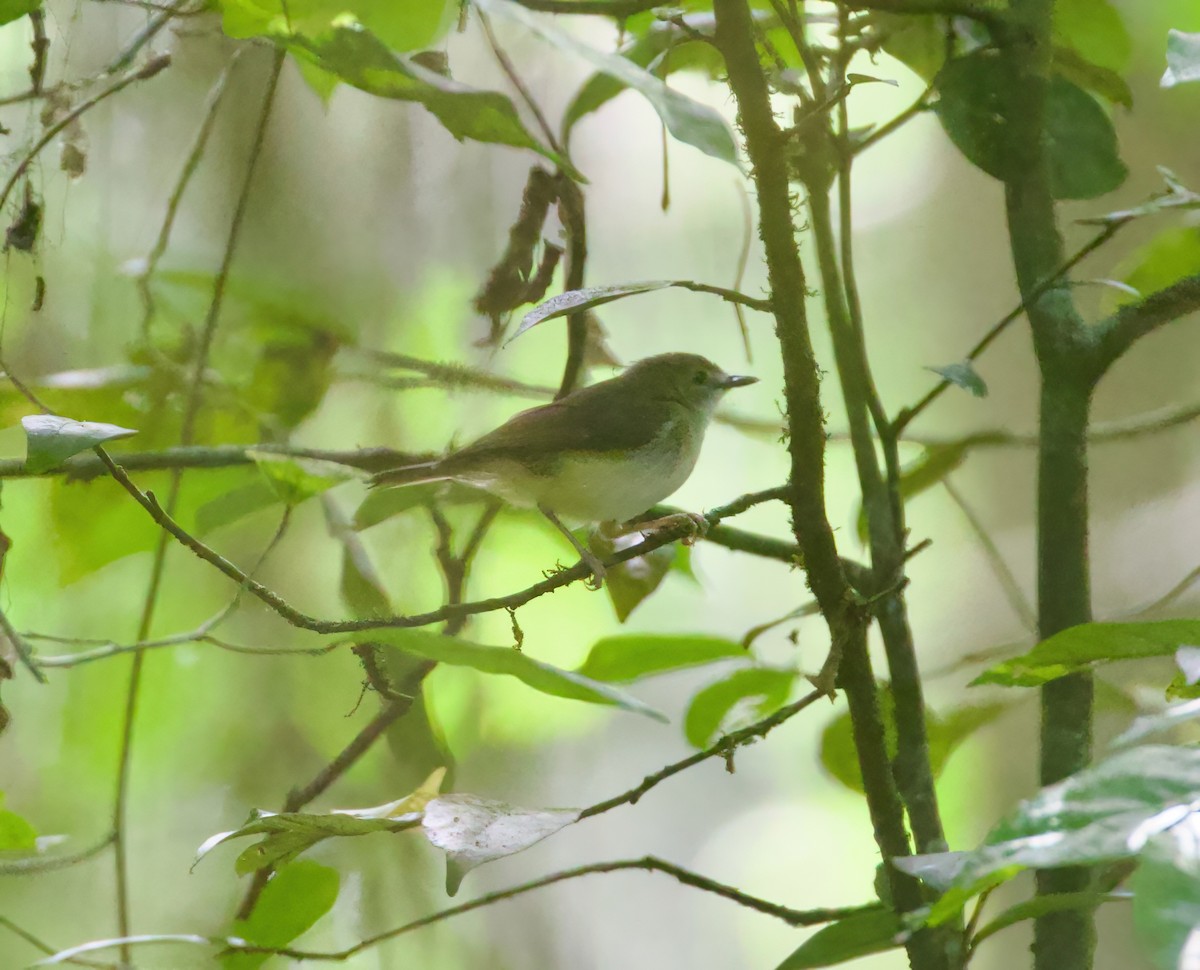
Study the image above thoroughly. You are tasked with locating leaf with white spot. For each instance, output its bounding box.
[421,794,580,894]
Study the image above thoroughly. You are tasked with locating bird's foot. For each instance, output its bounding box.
[580,549,607,590]
[626,511,710,545]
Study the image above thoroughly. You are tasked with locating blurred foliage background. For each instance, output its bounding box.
[0,0,1197,967]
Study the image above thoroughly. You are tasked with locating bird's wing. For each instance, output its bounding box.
[444,383,673,474]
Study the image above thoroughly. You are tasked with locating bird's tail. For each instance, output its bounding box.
[368,461,449,489]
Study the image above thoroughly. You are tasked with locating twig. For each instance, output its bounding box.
[842,0,1003,27]
[95,449,792,635]
[0,603,46,683]
[580,688,824,817]
[477,6,562,155]
[509,0,664,14]
[0,55,172,214]
[224,855,872,961]
[942,478,1036,630]
[1092,272,1200,377]
[1129,561,1200,619]
[891,220,1128,436]
[0,916,109,969]
[0,833,115,875]
[110,48,284,957]
[136,52,242,340]
[853,80,934,156]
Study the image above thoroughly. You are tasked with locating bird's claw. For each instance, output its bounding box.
[582,553,607,591]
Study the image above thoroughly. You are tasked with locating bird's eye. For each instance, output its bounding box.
[693,369,708,386]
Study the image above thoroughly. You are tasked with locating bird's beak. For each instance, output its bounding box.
[720,374,759,389]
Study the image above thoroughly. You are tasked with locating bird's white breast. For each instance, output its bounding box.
[462,414,703,524]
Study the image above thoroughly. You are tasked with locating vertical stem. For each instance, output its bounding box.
[1032,378,1095,969]
[1001,1,1097,966]
[712,4,948,968]
[111,50,283,959]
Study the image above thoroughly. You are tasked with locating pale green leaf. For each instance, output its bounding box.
[577,634,743,683]
[973,620,1200,687]
[685,667,796,748]
[225,860,340,970]
[775,907,902,969]
[1162,30,1200,88]
[479,0,738,167]
[370,628,667,721]
[22,414,138,474]
[0,0,39,27]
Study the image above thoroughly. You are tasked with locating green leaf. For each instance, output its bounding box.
[479,0,738,167]
[1105,227,1200,310]
[1052,45,1132,108]
[972,620,1200,687]
[775,906,902,969]
[0,0,39,27]
[825,695,1005,794]
[197,809,422,875]
[603,544,678,622]
[684,667,796,749]
[0,793,37,852]
[422,794,579,895]
[194,480,282,536]
[935,50,1127,200]
[21,414,138,474]
[565,29,723,135]
[822,686,897,793]
[576,634,744,683]
[285,23,570,172]
[225,860,340,970]
[901,744,1200,928]
[1052,0,1131,73]
[971,891,1124,948]
[249,451,353,505]
[370,628,667,721]
[926,361,987,398]
[877,13,945,81]
[1132,830,1200,970]
[354,482,442,529]
[216,0,453,50]
[1162,30,1200,88]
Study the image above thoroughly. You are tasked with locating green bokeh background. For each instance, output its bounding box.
[0,2,1198,967]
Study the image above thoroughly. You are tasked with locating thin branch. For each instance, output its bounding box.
[0,602,46,683]
[0,916,109,969]
[0,833,115,875]
[94,448,791,635]
[853,80,934,156]
[581,688,824,817]
[1092,272,1200,377]
[352,348,554,398]
[0,443,417,481]
[477,6,562,155]
[508,0,663,14]
[136,51,242,340]
[842,0,1003,26]
[943,478,1036,631]
[891,220,1127,436]
[111,49,284,956]
[224,856,872,961]
[0,55,172,214]
[1129,561,1200,619]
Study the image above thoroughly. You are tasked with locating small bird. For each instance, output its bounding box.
[370,352,758,588]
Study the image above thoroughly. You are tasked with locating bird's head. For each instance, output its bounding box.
[621,352,758,413]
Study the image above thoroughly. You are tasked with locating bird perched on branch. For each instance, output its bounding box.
[369,352,758,589]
